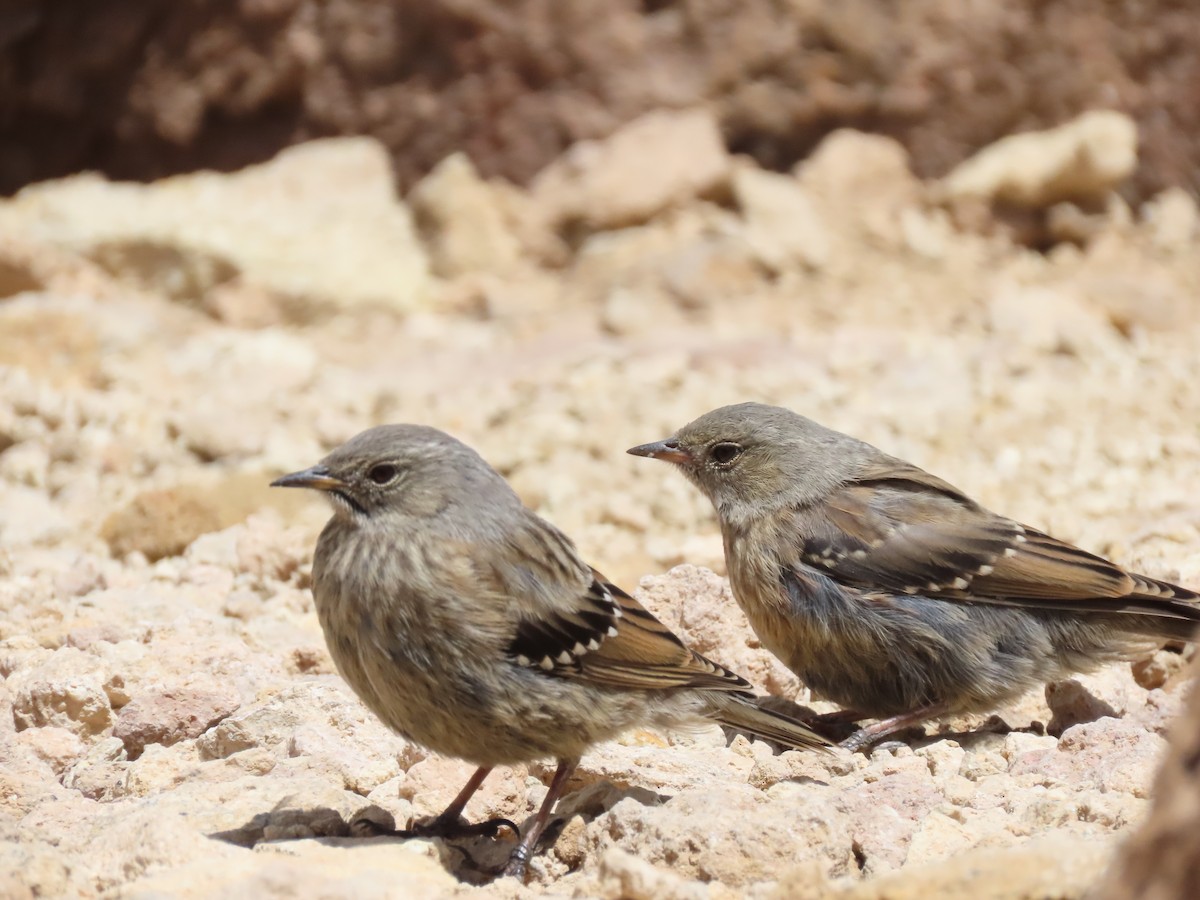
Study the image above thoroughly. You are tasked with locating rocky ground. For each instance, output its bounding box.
[1,107,1199,898]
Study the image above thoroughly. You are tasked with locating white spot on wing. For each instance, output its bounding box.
[556,651,572,665]
[951,577,969,590]
[516,655,531,667]
[587,639,601,651]
[607,626,619,637]
[572,642,587,656]
[978,565,994,576]
[539,657,555,671]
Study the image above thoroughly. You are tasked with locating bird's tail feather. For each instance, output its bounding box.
[711,694,833,752]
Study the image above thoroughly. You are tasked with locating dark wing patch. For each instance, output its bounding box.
[578,579,752,693]
[507,578,621,673]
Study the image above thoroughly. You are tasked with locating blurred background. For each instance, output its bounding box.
[1,2,1199,896]
[2,0,1197,584]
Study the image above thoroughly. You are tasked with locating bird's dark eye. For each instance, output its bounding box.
[710,442,743,465]
[368,464,399,485]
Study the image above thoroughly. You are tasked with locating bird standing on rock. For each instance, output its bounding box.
[271,423,829,880]
[629,402,1200,750]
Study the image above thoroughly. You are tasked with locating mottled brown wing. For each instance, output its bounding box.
[507,571,751,693]
[580,575,753,693]
[799,458,1200,619]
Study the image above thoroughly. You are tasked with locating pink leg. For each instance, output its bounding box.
[840,705,949,753]
[502,758,579,881]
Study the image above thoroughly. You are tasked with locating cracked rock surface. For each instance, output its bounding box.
[1,120,1197,896]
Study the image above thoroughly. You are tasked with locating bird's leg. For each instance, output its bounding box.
[502,757,578,881]
[840,704,949,753]
[406,767,519,840]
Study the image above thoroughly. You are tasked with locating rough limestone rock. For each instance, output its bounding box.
[1,121,1198,896]
[0,139,431,317]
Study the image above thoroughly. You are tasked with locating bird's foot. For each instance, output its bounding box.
[500,844,532,881]
[839,705,947,753]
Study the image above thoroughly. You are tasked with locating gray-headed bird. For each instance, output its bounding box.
[630,402,1199,750]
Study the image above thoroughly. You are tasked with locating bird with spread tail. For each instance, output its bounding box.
[272,424,829,879]
[629,402,1200,750]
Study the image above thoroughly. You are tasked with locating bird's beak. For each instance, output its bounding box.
[270,465,346,491]
[626,439,692,466]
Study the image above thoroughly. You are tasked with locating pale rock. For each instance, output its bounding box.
[796,131,921,244]
[660,234,763,309]
[837,766,947,872]
[71,800,247,895]
[124,741,205,796]
[914,740,966,778]
[1046,678,1121,736]
[1131,648,1189,691]
[533,109,730,230]
[1009,719,1168,798]
[591,781,854,887]
[365,774,415,829]
[1142,186,1199,250]
[598,846,709,900]
[0,138,431,315]
[899,207,954,260]
[234,514,307,584]
[795,834,1113,900]
[408,153,524,277]
[569,731,758,796]
[732,166,831,272]
[9,646,118,737]
[0,658,30,709]
[0,485,69,547]
[939,110,1138,208]
[113,674,242,757]
[986,282,1119,356]
[0,842,72,900]
[399,756,525,823]
[258,783,382,841]
[14,725,85,775]
[197,680,408,794]
[0,439,50,487]
[286,722,402,796]
[903,809,977,866]
[600,286,682,337]
[61,735,129,800]
[120,838,459,899]
[636,565,803,697]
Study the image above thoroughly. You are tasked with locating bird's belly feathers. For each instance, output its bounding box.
[728,555,1081,717]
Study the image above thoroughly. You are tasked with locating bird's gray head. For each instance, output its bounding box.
[628,403,868,522]
[271,424,516,522]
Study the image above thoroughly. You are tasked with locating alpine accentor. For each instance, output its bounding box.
[629,402,1199,750]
